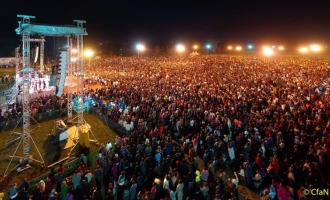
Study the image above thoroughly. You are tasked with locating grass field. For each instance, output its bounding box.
[0,67,15,78]
[0,111,117,193]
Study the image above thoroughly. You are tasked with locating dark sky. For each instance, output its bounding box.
[1,0,330,54]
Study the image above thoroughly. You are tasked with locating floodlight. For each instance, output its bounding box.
[176,44,185,53]
[84,49,94,58]
[299,47,309,53]
[263,47,274,56]
[236,46,242,51]
[193,45,198,50]
[136,44,145,51]
[310,44,321,52]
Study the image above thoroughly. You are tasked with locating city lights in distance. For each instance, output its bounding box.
[176,44,185,53]
[236,46,242,51]
[310,44,321,52]
[299,47,309,53]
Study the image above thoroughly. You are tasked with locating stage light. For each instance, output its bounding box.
[310,44,321,52]
[136,43,145,57]
[84,49,94,58]
[247,44,253,50]
[193,45,199,50]
[227,46,233,50]
[263,47,274,56]
[299,47,309,53]
[206,44,212,49]
[236,46,242,51]
[278,46,285,51]
[176,44,185,53]
[71,48,78,53]
[136,44,145,51]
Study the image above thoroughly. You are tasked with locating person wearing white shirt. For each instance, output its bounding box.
[228,144,235,161]
[176,179,184,200]
[106,141,112,151]
[239,166,245,177]
[231,172,239,187]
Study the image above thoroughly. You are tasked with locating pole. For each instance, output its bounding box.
[88,57,91,91]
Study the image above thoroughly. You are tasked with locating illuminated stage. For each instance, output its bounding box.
[15,70,56,100]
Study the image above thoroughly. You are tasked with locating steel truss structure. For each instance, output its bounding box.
[1,15,88,178]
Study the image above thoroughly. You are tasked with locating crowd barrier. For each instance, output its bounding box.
[27,152,98,192]
[88,107,128,137]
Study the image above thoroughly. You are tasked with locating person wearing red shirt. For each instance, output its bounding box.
[255,153,263,169]
[58,163,64,175]
[271,157,280,176]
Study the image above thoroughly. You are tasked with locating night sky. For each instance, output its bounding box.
[0,0,330,55]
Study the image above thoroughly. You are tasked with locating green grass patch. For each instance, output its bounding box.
[0,67,15,78]
[0,111,117,193]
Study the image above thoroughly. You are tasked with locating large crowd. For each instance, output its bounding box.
[3,55,330,200]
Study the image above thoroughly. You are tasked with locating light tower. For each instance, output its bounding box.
[136,44,145,57]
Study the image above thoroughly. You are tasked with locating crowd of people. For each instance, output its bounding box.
[3,55,330,200]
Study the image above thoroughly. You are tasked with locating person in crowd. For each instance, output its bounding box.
[7,55,330,199]
[9,183,18,200]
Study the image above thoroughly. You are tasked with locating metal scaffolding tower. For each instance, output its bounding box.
[21,19,31,160]
[2,15,46,177]
[1,14,88,177]
[75,20,86,127]
[67,36,73,122]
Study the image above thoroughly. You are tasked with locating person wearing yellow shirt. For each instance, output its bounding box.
[0,192,4,200]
